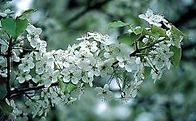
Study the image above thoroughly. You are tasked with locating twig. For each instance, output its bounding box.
[130,39,164,57]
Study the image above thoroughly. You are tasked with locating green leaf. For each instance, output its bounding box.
[59,79,66,92]
[59,81,77,93]
[1,18,16,37]
[151,25,166,37]
[118,33,139,45]
[64,83,77,93]
[16,19,28,37]
[171,25,184,48]
[18,9,36,19]
[0,100,13,116]
[170,46,182,67]
[144,66,151,78]
[108,21,129,28]
[1,18,28,38]
[133,26,143,35]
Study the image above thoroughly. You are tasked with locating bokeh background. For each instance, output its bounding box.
[1,0,196,121]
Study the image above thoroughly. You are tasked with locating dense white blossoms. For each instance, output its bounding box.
[0,9,183,120]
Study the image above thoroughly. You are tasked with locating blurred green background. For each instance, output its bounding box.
[1,0,196,121]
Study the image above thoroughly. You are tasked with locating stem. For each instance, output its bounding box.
[6,37,13,96]
[130,39,164,57]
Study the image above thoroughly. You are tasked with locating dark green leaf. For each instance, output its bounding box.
[109,21,129,28]
[1,18,16,37]
[170,46,182,67]
[151,25,166,37]
[118,33,139,45]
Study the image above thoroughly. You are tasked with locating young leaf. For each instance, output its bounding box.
[64,83,77,93]
[109,21,129,28]
[170,46,182,67]
[59,81,77,94]
[171,25,184,48]
[59,79,66,92]
[1,18,28,38]
[117,33,139,45]
[18,9,36,19]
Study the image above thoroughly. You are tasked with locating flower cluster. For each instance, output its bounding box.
[139,9,171,28]
[0,9,183,120]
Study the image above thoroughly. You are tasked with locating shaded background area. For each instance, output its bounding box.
[1,0,196,121]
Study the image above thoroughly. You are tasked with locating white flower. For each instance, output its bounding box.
[95,84,113,100]
[61,68,81,84]
[97,59,114,77]
[37,40,47,53]
[32,75,42,83]
[142,38,148,44]
[135,57,141,64]
[18,53,35,72]
[41,70,60,87]
[16,72,32,83]
[26,25,47,53]
[77,32,113,45]
[27,35,40,48]
[26,24,42,35]
[139,9,168,27]
[0,12,7,17]
[12,52,20,62]
[128,29,133,33]
[35,60,45,74]
[116,56,139,72]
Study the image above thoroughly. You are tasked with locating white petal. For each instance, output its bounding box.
[17,76,25,83]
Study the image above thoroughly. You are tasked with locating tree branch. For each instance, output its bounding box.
[5,37,12,96]
[5,82,58,99]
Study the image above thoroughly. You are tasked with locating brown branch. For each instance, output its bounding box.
[5,82,58,99]
[5,37,13,96]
